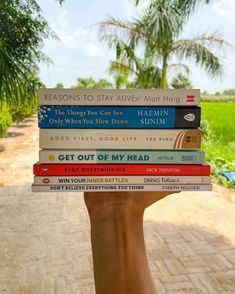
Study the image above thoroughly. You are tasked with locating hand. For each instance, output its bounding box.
[84,191,178,219]
[84,191,179,294]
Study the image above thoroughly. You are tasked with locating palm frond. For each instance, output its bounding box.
[174,32,231,51]
[99,17,145,47]
[168,63,191,75]
[0,46,38,107]
[132,0,142,6]
[175,0,211,19]
[99,17,138,40]
[140,2,184,51]
[109,61,131,76]
[173,32,230,77]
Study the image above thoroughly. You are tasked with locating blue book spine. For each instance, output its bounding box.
[38,106,200,129]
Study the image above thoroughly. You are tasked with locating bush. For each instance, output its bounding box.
[10,102,37,123]
[201,118,215,145]
[210,157,235,189]
[0,109,12,137]
[201,119,235,189]
[201,95,235,102]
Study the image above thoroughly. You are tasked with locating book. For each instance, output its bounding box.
[32,184,212,192]
[38,106,201,129]
[34,175,211,185]
[38,88,200,106]
[39,149,205,164]
[33,163,211,176]
[39,129,201,149]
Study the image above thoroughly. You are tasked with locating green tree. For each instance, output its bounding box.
[223,89,235,95]
[0,0,62,109]
[72,77,113,89]
[202,90,209,95]
[99,0,229,89]
[55,83,64,88]
[171,73,193,89]
[108,44,162,89]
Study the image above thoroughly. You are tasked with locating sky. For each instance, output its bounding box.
[38,0,235,92]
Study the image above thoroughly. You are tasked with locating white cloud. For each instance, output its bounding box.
[74,28,88,36]
[87,44,99,56]
[52,11,88,46]
[213,0,235,18]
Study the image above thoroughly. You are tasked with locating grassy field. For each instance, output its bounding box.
[201,102,235,187]
[201,102,235,161]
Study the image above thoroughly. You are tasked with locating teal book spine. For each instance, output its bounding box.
[39,150,205,164]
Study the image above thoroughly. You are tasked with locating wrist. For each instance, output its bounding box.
[87,200,144,224]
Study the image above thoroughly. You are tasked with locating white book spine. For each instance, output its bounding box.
[38,88,200,106]
[39,129,201,150]
[32,184,212,192]
[34,176,211,185]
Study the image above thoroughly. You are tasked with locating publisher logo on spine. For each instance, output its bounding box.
[42,178,50,184]
[48,154,55,161]
[186,95,195,102]
[184,113,195,122]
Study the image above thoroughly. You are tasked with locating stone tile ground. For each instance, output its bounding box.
[0,117,235,293]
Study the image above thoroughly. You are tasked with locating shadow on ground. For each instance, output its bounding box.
[3,132,24,138]
[0,184,235,293]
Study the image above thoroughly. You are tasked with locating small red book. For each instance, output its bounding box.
[33,163,211,176]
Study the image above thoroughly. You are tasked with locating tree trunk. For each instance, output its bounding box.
[160,54,168,89]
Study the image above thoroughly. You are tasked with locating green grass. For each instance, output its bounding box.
[201,102,235,188]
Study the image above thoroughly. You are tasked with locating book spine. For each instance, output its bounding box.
[32,184,212,192]
[39,129,201,149]
[38,89,200,106]
[33,163,211,176]
[39,150,205,164]
[34,176,211,185]
[38,106,200,129]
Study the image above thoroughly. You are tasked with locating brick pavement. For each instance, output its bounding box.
[0,116,235,293]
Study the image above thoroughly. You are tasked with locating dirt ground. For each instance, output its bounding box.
[0,116,235,293]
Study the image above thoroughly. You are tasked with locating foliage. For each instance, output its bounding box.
[223,88,235,95]
[56,83,64,88]
[72,77,113,89]
[201,95,235,102]
[201,102,235,189]
[0,104,12,138]
[0,0,55,108]
[109,50,162,89]
[99,0,229,89]
[0,0,63,136]
[209,158,235,189]
[171,73,192,89]
[10,102,38,123]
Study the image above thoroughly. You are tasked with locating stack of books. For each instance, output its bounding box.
[32,89,212,192]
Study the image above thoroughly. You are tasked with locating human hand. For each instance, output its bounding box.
[84,191,178,218]
[84,191,179,294]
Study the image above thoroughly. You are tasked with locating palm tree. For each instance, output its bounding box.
[72,77,113,89]
[108,41,162,88]
[171,73,193,89]
[99,0,230,89]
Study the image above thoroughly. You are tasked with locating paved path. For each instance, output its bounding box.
[0,117,235,293]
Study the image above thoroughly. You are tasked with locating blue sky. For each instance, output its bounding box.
[38,0,235,92]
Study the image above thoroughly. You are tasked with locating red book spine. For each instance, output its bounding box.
[33,164,211,176]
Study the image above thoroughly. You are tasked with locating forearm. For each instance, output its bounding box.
[88,201,155,294]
